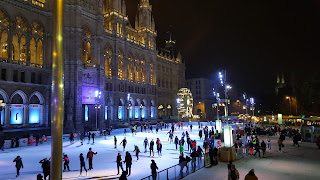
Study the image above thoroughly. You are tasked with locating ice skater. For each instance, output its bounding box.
[144,137,149,153]
[114,136,117,148]
[39,158,50,180]
[150,139,155,157]
[13,156,23,178]
[133,145,140,160]
[79,153,87,176]
[91,133,95,144]
[87,148,97,170]
[174,136,179,150]
[120,137,127,151]
[124,151,132,176]
[63,154,70,171]
[116,152,124,175]
[157,142,162,157]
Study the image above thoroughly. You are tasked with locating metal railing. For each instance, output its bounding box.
[141,153,211,180]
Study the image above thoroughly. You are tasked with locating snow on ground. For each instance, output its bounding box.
[0,123,214,180]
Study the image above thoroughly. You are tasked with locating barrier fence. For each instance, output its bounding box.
[141,152,211,180]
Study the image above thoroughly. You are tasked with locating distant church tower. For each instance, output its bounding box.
[275,72,286,95]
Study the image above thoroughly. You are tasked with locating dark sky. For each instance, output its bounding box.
[125,0,320,105]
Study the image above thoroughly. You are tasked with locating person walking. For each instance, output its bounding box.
[120,137,127,151]
[190,149,198,171]
[228,164,239,180]
[116,153,124,175]
[133,145,140,160]
[87,148,98,170]
[144,138,149,153]
[124,151,132,176]
[13,156,23,178]
[261,140,266,157]
[266,136,271,149]
[277,138,283,152]
[150,139,155,157]
[292,134,300,147]
[63,154,70,171]
[196,146,203,164]
[79,153,87,176]
[157,142,162,157]
[150,160,158,180]
[39,158,50,180]
[244,169,258,180]
[253,143,261,157]
[249,141,254,155]
[114,136,117,148]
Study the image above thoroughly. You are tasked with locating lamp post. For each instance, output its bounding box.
[243,93,248,124]
[95,90,101,129]
[219,71,233,147]
[176,98,180,122]
[140,104,143,121]
[286,96,292,115]
[51,0,64,179]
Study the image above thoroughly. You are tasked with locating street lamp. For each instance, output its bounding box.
[176,98,180,122]
[218,70,233,147]
[286,96,292,115]
[95,90,101,129]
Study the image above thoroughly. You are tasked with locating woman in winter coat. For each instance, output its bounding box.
[13,156,23,178]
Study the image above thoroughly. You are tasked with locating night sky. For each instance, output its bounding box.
[125,0,320,107]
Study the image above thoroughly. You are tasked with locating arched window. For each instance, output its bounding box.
[81,26,92,64]
[150,61,154,84]
[118,50,124,79]
[128,54,133,81]
[30,22,44,67]
[104,47,112,76]
[141,58,146,83]
[0,30,8,59]
[134,56,140,82]
[0,11,9,59]
[11,17,28,64]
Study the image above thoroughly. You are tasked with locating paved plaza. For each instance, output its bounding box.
[184,135,320,180]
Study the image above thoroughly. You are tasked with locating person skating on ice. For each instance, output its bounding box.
[87,147,97,170]
[13,156,23,178]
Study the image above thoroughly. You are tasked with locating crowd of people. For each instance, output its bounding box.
[9,121,316,180]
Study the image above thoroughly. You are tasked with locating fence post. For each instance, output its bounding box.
[167,169,169,180]
[175,166,176,180]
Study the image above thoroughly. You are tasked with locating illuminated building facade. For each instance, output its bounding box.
[156,39,185,119]
[0,0,177,132]
[185,78,215,120]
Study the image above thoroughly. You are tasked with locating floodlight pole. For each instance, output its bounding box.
[51,0,64,180]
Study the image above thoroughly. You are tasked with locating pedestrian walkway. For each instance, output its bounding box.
[184,135,320,180]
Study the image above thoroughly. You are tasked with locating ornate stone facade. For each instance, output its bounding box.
[0,0,185,132]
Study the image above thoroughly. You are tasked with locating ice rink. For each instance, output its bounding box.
[0,123,213,180]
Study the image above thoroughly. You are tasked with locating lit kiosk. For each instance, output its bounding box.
[218,71,236,162]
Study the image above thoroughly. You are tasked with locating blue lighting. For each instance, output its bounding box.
[151,107,154,118]
[85,105,89,121]
[11,105,23,125]
[134,106,139,119]
[105,106,108,120]
[0,110,4,125]
[141,107,145,118]
[129,108,133,118]
[29,105,40,124]
[118,106,123,119]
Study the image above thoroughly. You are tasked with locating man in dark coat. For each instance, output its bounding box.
[13,156,23,178]
[117,153,124,175]
[39,158,50,180]
[124,151,132,176]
